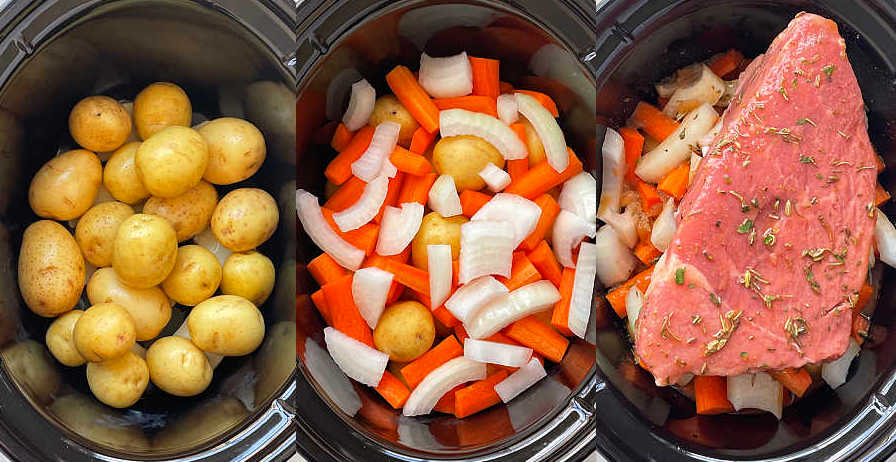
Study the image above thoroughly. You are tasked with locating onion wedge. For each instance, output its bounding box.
[650,197,676,252]
[466,280,561,339]
[403,356,486,416]
[428,174,463,217]
[552,210,593,268]
[635,103,718,183]
[727,372,784,420]
[464,338,532,367]
[376,202,424,256]
[428,244,453,309]
[333,176,389,232]
[471,193,541,248]
[514,92,567,172]
[598,127,624,217]
[600,207,637,249]
[418,52,473,98]
[444,276,509,324]
[626,286,643,337]
[458,220,515,284]
[342,78,376,131]
[351,121,400,182]
[594,224,637,287]
[296,189,364,270]
[875,208,896,268]
[497,94,518,125]
[568,242,596,338]
[559,171,596,224]
[822,338,860,389]
[478,163,511,192]
[439,109,527,159]
[494,357,546,403]
[352,268,394,329]
[323,326,389,387]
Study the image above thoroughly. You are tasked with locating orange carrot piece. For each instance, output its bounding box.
[470,56,500,99]
[374,173,405,223]
[433,95,498,118]
[519,194,561,251]
[375,371,412,409]
[324,125,375,185]
[454,370,510,418]
[876,183,890,207]
[516,90,559,117]
[505,148,583,199]
[397,172,438,205]
[401,335,464,388]
[433,304,460,328]
[618,127,644,186]
[877,154,886,173]
[527,240,563,288]
[386,66,440,133]
[454,324,470,343]
[769,368,812,398]
[331,122,355,152]
[459,190,492,217]
[324,176,366,212]
[630,102,678,142]
[496,252,541,291]
[857,281,874,310]
[658,162,690,200]
[310,288,332,325]
[368,256,430,296]
[390,146,433,176]
[321,207,379,256]
[504,316,569,363]
[499,81,514,94]
[307,253,348,286]
[633,239,662,265]
[707,49,744,78]
[551,267,575,336]
[694,376,735,415]
[409,127,437,154]
[433,384,464,414]
[322,274,375,347]
[506,158,528,182]
[636,180,662,215]
[606,266,654,318]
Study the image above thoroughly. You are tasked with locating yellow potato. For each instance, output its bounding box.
[210,188,278,252]
[432,135,504,191]
[74,302,136,362]
[46,310,86,366]
[521,118,546,165]
[187,295,265,356]
[112,214,178,288]
[18,220,85,317]
[221,251,275,306]
[69,95,132,152]
[142,180,217,242]
[411,212,467,270]
[86,351,149,408]
[373,301,435,362]
[103,142,149,204]
[87,267,172,341]
[146,336,212,397]
[1,340,61,404]
[29,149,102,220]
[369,95,419,147]
[161,245,221,306]
[197,117,266,185]
[133,82,192,140]
[75,201,134,267]
[135,126,208,198]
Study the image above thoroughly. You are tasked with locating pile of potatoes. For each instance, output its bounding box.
[18,82,279,408]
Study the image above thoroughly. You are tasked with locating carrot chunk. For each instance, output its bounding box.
[401,335,463,389]
[386,66,440,133]
[397,172,438,205]
[322,274,375,347]
[605,266,654,318]
[409,126,437,154]
[504,316,569,363]
[519,194,561,251]
[707,49,745,78]
[433,95,498,118]
[330,122,355,152]
[390,146,433,176]
[527,240,563,288]
[633,239,662,265]
[550,267,575,336]
[470,56,500,99]
[459,190,492,217]
[618,127,645,186]
[454,370,510,418]
[630,102,678,142]
[505,148,583,199]
[307,253,348,286]
[496,252,541,291]
[321,207,379,256]
[769,368,812,398]
[324,176,366,212]
[657,162,690,199]
[375,371,411,409]
[324,125,375,185]
[694,376,735,415]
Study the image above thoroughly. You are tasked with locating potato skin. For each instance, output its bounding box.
[112,214,178,288]
[143,180,217,242]
[87,351,149,408]
[75,201,134,267]
[74,302,136,362]
[161,245,221,306]
[103,142,149,204]
[432,135,504,191]
[133,82,192,140]
[69,96,132,152]
[29,149,102,220]
[18,220,85,317]
[135,126,208,198]
[87,267,171,341]
[220,251,275,306]
[46,310,86,366]
[373,301,435,362]
[197,117,266,185]
[187,295,265,356]
[210,188,278,252]
[411,212,467,270]
[146,336,212,396]
[369,95,419,147]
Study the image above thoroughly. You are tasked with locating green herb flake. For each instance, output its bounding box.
[763,228,776,247]
[800,155,817,165]
[679,127,686,140]
[709,293,722,307]
[796,117,816,126]
[675,267,685,285]
[823,64,835,78]
[805,267,821,294]
[737,218,754,234]
[740,352,748,359]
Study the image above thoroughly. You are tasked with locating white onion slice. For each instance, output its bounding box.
[689,151,702,186]
[497,94,518,125]
[471,193,541,248]
[727,372,784,420]
[323,326,389,387]
[296,190,364,270]
[626,286,643,336]
[552,210,593,268]
[444,276,509,324]
[466,280,560,339]
[333,176,389,232]
[594,224,637,287]
[662,64,726,118]
[478,163,511,193]
[568,241,596,338]
[379,158,398,179]
[650,197,677,252]
[822,338,860,389]
[875,208,896,268]
[600,207,637,249]
[403,357,486,416]
[598,127,624,218]
[193,227,232,266]
[342,79,376,131]
[635,103,718,183]
[494,357,547,403]
[428,174,463,218]
[418,52,474,98]
[303,337,361,416]
[352,268,394,329]
[439,109,527,160]
[351,121,401,182]
[559,171,597,225]
[514,93,567,172]
[428,244,453,309]
[458,220,515,284]
[464,338,532,367]
[376,202,424,256]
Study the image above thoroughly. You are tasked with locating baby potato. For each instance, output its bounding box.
[112,214,178,288]
[133,82,192,140]
[411,212,467,270]
[221,251,275,306]
[46,310,86,366]
[432,135,504,191]
[373,301,435,362]
[161,245,222,306]
[146,336,212,396]
[103,142,149,204]
[74,302,136,362]
[142,180,217,242]
[210,188,278,252]
[86,351,149,408]
[521,118,546,165]
[187,295,265,356]
[87,267,171,341]
[369,95,419,147]
[75,201,134,267]
[29,149,102,220]
[197,117,266,185]
[69,95,132,152]
[135,126,208,198]
[18,220,85,317]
